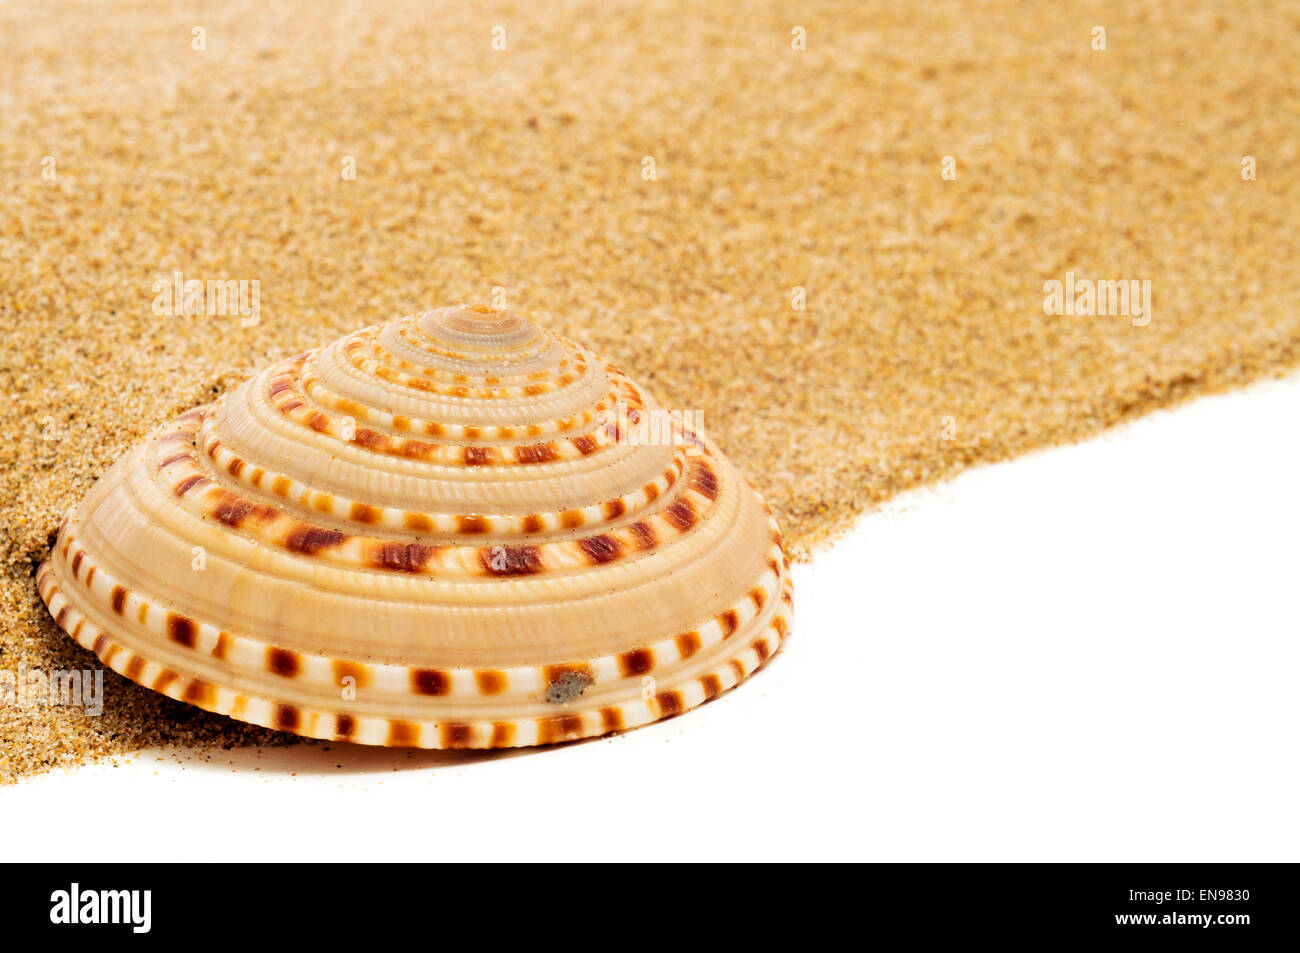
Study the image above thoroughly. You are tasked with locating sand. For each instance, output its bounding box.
[2,0,1299,782]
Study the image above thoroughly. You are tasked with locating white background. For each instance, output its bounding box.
[5,373,1299,861]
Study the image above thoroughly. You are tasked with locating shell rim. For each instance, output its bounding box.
[35,551,793,749]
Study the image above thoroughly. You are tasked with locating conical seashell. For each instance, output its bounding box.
[37,305,792,748]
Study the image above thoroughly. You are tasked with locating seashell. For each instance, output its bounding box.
[37,305,792,748]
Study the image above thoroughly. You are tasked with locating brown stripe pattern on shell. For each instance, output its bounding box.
[37,305,793,748]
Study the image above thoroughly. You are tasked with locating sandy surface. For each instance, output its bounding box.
[2,0,1298,781]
